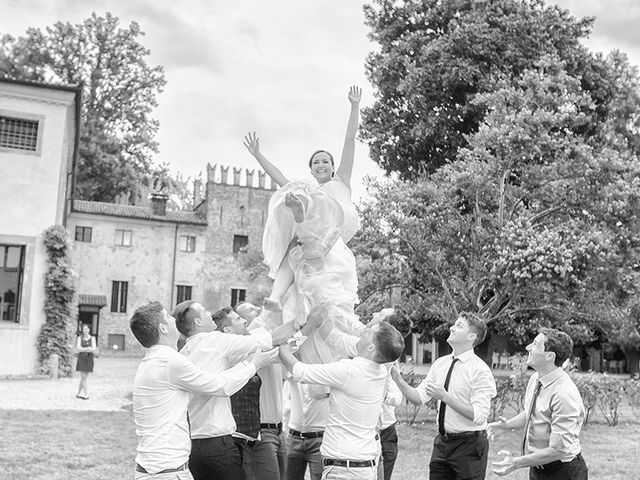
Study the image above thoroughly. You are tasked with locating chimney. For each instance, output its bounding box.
[149,192,168,216]
[193,179,203,206]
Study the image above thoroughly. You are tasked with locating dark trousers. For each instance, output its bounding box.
[234,428,284,480]
[285,433,323,480]
[379,423,399,480]
[530,453,588,480]
[189,435,245,480]
[429,432,488,480]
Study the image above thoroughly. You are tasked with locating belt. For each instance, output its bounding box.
[135,462,188,474]
[192,434,233,444]
[440,430,486,441]
[323,458,376,468]
[234,437,258,446]
[261,422,282,430]
[289,428,324,439]
[534,453,583,471]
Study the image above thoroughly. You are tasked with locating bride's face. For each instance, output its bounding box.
[309,152,334,184]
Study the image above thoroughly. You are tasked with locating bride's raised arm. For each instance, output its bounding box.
[335,85,362,189]
[243,131,289,187]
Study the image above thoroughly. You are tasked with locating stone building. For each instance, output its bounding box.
[201,164,275,309]
[67,165,276,355]
[0,78,81,375]
[67,195,208,354]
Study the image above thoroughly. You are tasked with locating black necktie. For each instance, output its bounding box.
[438,357,459,436]
[521,380,543,455]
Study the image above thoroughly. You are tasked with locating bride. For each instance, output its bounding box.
[243,86,362,338]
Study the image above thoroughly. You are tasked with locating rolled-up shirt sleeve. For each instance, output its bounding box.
[548,391,583,453]
[292,360,349,389]
[469,367,497,424]
[416,367,436,405]
[169,355,256,396]
[325,329,358,357]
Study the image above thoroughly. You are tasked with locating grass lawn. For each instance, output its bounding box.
[394,421,640,479]
[1,408,639,479]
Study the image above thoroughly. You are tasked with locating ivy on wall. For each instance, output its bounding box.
[36,225,76,376]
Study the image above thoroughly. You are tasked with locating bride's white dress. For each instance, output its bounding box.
[262,176,363,369]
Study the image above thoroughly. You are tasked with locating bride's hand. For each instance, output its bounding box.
[348,85,361,105]
[243,132,261,157]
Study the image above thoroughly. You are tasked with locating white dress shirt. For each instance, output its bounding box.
[417,350,496,432]
[181,329,272,438]
[524,368,584,461]
[288,315,365,432]
[292,357,387,460]
[248,317,284,425]
[133,345,256,473]
[323,327,400,430]
[380,378,403,430]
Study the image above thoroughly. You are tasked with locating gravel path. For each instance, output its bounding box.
[0,356,139,411]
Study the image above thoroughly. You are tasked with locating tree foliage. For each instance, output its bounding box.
[354,57,640,347]
[362,0,640,178]
[36,226,76,377]
[0,12,166,202]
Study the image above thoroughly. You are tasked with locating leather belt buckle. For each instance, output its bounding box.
[289,428,324,439]
[323,458,376,468]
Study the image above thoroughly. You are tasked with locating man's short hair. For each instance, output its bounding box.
[540,327,573,367]
[460,312,488,347]
[211,306,234,331]
[130,301,164,348]
[373,322,405,364]
[172,300,198,337]
[382,307,410,337]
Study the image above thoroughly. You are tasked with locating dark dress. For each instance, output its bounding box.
[76,336,94,372]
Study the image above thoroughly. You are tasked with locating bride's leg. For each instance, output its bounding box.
[265,238,298,309]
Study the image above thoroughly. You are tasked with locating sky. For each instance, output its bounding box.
[2,0,640,202]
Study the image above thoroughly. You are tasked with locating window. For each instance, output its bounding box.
[231,288,246,307]
[0,115,39,152]
[111,281,128,313]
[108,334,125,352]
[176,285,193,305]
[74,226,92,243]
[179,235,196,252]
[0,245,25,323]
[114,229,132,246]
[233,235,249,255]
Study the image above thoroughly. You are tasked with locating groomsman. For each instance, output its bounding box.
[392,313,496,480]
[130,301,277,480]
[490,328,588,479]
[279,320,405,480]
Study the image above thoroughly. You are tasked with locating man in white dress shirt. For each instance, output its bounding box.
[236,302,287,480]
[279,320,405,480]
[130,301,278,480]
[174,301,291,480]
[490,328,588,479]
[391,313,497,480]
[307,306,404,480]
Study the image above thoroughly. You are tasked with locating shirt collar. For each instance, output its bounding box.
[452,349,475,363]
[146,344,175,355]
[538,366,564,387]
[353,356,385,369]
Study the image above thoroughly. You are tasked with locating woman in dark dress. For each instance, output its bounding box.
[76,323,96,399]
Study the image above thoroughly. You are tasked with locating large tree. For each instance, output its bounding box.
[361,0,640,179]
[0,12,166,202]
[354,57,640,347]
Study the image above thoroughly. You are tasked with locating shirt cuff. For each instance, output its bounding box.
[471,404,488,425]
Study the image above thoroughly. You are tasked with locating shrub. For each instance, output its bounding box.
[36,226,76,376]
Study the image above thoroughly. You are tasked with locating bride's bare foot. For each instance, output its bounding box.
[285,193,305,223]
